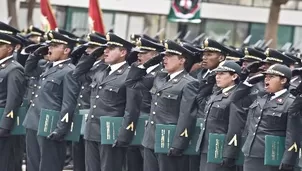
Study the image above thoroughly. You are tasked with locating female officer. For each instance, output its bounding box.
[196,61,242,171]
[242,64,301,171]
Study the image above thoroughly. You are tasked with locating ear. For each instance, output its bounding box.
[218,54,225,62]
[6,45,14,54]
[280,77,287,85]
[64,47,71,55]
[120,48,127,58]
[232,73,239,81]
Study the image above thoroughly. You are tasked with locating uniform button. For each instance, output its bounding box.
[253,133,256,135]
[80,95,83,98]
[152,111,156,115]
[32,92,35,95]
[157,93,160,96]
[99,86,102,89]
[91,115,94,118]
[93,105,96,108]
[109,88,113,91]
[96,95,99,99]
[204,119,207,122]
[258,117,261,120]
[32,104,35,107]
[34,84,37,87]
[255,124,257,127]
[203,128,205,130]
[38,86,41,89]
[81,86,85,90]
[272,113,275,115]
[78,103,81,106]
[51,80,54,82]
[168,95,171,98]
[150,121,154,124]
[260,109,263,112]
[154,102,157,106]
[35,95,38,98]
[42,78,45,80]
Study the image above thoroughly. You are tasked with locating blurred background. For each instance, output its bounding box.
[1,0,302,49]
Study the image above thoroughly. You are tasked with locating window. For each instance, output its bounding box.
[249,23,294,48]
[253,0,271,7]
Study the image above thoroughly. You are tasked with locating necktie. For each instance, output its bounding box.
[104,66,111,78]
[165,75,170,82]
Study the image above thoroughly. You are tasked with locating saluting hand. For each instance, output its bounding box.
[90,46,107,59]
[71,44,88,59]
[292,68,302,77]
[33,45,49,56]
[24,44,44,54]
[247,74,264,85]
[143,53,165,68]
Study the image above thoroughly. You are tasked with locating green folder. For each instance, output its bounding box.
[207,133,245,165]
[79,109,90,135]
[100,115,149,145]
[37,109,83,142]
[264,135,285,166]
[154,118,204,155]
[0,107,27,135]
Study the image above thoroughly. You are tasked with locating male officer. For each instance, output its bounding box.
[243,64,301,171]
[72,32,107,171]
[73,32,134,171]
[115,37,165,171]
[126,40,199,171]
[0,33,26,171]
[23,30,78,171]
[25,26,44,44]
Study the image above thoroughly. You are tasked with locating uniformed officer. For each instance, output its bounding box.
[25,26,44,44]
[74,32,134,171]
[115,37,165,171]
[136,40,199,171]
[262,48,295,70]
[242,64,301,171]
[0,33,26,171]
[195,61,242,171]
[72,32,107,171]
[241,47,266,70]
[284,52,302,91]
[23,30,78,171]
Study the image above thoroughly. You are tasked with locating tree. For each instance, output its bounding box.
[7,0,18,28]
[27,0,36,27]
[264,0,289,48]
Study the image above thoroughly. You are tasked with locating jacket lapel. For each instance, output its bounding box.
[41,59,71,77]
[100,63,128,85]
[157,71,186,92]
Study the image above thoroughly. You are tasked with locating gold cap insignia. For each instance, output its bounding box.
[87,34,91,41]
[136,38,142,47]
[49,32,54,39]
[29,25,33,32]
[106,34,110,41]
[204,38,209,47]
[164,42,169,49]
[131,34,135,40]
[265,48,270,56]
[244,48,249,55]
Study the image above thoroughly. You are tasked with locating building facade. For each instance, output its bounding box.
[1,0,302,48]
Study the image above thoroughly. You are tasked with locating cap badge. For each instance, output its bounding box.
[265,48,270,56]
[136,38,142,47]
[164,42,169,49]
[204,38,209,47]
[106,34,110,41]
[244,48,249,55]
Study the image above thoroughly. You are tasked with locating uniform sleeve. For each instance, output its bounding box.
[56,71,81,132]
[73,54,97,83]
[223,101,248,159]
[125,64,149,89]
[172,80,199,150]
[24,54,44,77]
[0,68,26,130]
[116,87,143,143]
[281,98,302,165]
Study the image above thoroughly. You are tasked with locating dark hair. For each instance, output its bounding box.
[228,72,240,84]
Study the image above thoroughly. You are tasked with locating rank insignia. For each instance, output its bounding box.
[126,122,134,131]
[288,142,298,152]
[180,128,188,137]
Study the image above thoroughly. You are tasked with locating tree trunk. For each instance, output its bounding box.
[7,0,19,29]
[264,0,288,48]
[27,0,36,27]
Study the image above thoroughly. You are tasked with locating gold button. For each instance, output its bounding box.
[51,80,54,82]
[168,95,171,98]
[32,104,35,107]
[32,92,35,95]
[81,86,84,90]
[152,111,156,115]
[91,115,94,118]
[38,86,41,89]
[93,105,96,108]
[78,103,81,106]
[157,93,160,96]
[96,95,99,98]
[99,86,102,89]
[35,95,38,98]
[154,102,157,105]
[34,84,37,87]
[42,78,45,80]
[258,117,260,119]
[109,88,113,91]
[150,121,154,124]
[80,95,83,98]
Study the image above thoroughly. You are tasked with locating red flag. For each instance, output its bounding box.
[89,0,106,34]
[40,0,57,31]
